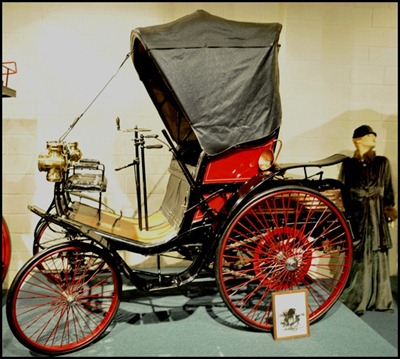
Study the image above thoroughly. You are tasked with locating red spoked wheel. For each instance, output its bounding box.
[2,217,11,283]
[215,186,352,331]
[6,241,122,355]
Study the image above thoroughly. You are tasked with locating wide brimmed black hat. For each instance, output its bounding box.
[352,125,377,138]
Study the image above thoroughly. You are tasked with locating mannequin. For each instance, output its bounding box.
[339,125,397,315]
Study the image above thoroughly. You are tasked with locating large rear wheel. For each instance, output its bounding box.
[215,186,352,331]
[7,241,122,355]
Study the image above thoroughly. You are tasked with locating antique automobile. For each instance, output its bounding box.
[6,10,352,355]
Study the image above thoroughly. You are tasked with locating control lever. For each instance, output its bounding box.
[145,144,163,149]
[115,159,138,171]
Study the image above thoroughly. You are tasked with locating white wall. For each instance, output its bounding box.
[2,2,398,287]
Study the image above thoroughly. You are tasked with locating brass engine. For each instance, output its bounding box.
[38,141,82,182]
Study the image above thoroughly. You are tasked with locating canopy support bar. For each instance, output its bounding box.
[161,129,196,189]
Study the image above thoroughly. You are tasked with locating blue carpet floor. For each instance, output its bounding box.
[358,276,398,350]
[2,276,398,357]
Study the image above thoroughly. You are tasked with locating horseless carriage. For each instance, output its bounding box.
[6,10,353,355]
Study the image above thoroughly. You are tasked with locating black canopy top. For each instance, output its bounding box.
[131,10,282,156]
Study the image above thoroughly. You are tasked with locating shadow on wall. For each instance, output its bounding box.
[278,110,397,188]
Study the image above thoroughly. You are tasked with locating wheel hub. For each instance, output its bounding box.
[285,256,298,271]
[253,227,313,288]
[63,291,77,306]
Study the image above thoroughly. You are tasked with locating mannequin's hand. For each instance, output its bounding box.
[384,206,398,222]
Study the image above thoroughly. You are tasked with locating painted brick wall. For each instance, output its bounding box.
[2,2,397,287]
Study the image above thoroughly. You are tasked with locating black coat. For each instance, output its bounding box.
[339,150,395,253]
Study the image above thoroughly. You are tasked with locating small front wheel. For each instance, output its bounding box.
[7,241,122,355]
[215,186,352,331]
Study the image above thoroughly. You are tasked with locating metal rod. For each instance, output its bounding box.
[157,255,161,285]
[58,52,132,142]
[161,129,196,189]
[140,135,149,231]
[134,127,142,231]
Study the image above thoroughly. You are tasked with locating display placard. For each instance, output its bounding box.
[272,289,310,340]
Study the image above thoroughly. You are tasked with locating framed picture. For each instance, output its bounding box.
[272,289,310,340]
